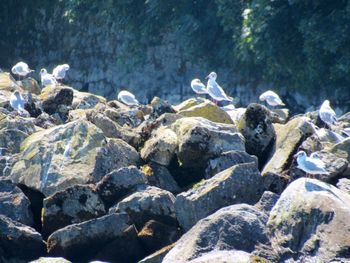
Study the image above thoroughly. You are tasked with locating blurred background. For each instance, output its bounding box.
[1,0,350,113]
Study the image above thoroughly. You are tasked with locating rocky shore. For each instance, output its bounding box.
[0,72,350,263]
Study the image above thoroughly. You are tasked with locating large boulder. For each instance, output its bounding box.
[40,86,73,114]
[42,184,106,238]
[173,98,206,112]
[237,103,275,166]
[171,117,245,169]
[10,119,140,196]
[0,215,46,261]
[163,204,269,263]
[72,90,106,110]
[95,166,147,207]
[109,186,177,230]
[175,162,265,230]
[331,137,350,162]
[267,178,350,261]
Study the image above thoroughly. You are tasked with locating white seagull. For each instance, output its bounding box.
[190,79,207,95]
[259,90,285,107]
[11,62,34,79]
[10,91,25,114]
[117,90,140,106]
[40,68,57,87]
[52,64,70,81]
[294,150,329,176]
[319,100,337,126]
[205,72,233,103]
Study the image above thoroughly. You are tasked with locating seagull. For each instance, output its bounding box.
[319,100,337,126]
[205,72,233,103]
[11,62,34,80]
[40,68,57,87]
[294,150,329,176]
[190,79,207,95]
[342,127,350,137]
[259,90,285,107]
[307,121,345,142]
[10,91,25,114]
[52,64,70,81]
[117,90,139,106]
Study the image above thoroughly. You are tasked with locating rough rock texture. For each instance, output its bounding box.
[172,117,245,169]
[163,204,269,263]
[40,86,74,115]
[254,191,280,216]
[141,127,178,166]
[205,150,258,179]
[177,100,234,124]
[187,250,252,263]
[10,119,140,196]
[109,186,177,230]
[0,215,46,261]
[72,90,106,110]
[337,178,350,195]
[262,116,313,176]
[42,184,106,238]
[20,77,41,95]
[267,178,350,261]
[237,103,275,166]
[47,213,133,261]
[331,137,350,162]
[0,179,33,226]
[175,162,265,230]
[173,98,206,112]
[95,166,147,207]
[142,162,181,194]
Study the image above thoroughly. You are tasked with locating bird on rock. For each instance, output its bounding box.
[11,61,34,80]
[10,91,25,114]
[40,68,57,87]
[205,72,233,104]
[294,150,329,177]
[190,78,207,96]
[117,90,140,106]
[52,64,70,81]
[259,90,285,107]
[319,100,337,127]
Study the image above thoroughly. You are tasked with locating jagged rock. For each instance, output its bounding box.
[33,112,58,129]
[173,97,206,112]
[20,78,41,95]
[331,137,350,162]
[0,179,33,226]
[141,127,178,166]
[175,162,265,230]
[40,86,73,116]
[254,191,280,215]
[163,204,269,263]
[29,257,71,263]
[95,166,147,207]
[42,184,106,238]
[237,103,275,166]
[138,219,182,253]
[224,107,246,125]
[187,250,252,263]
[47,213,136,262]
[139,244,175,263]
[72,90,106,110]
[141,162,181,194]
[0,215,46,261]
[171,117,245,169]
[271,108,289,123]
[177,100,234,124]
[10,119,140,196]
[267,178,350,261]
[337,178,350,195]
[262,116,313,176]
[205,150,258,179]
[105,106,145,127]
[109,186,177,230]
[149,97,176,119]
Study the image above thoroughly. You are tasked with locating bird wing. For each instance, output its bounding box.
[207,82,232,101]
[303,158,328,173]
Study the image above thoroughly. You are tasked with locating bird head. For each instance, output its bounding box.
[205,72,217,80]
[40,68,47,75]
[293,151,306,159]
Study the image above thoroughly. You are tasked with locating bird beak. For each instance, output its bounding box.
[205,75,209,79]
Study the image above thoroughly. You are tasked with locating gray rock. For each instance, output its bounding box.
[29,257,71,263]
[267,178,350,261]
[254,191,280,215]
[187,250,252,263]
[163,204,269,263]
[0,215,46,261]
[40,86,73,116]
[42,184,106,238]
[337,178,350,195]
[172,117,245,169]
[205,150,258,179]
[0,179,33,226]
[47,213,132,261]
[138,244,175,263]
[175,162,265,230]
[109,186,177,229]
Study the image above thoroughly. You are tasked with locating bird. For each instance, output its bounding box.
[319,100,337,126]
[259,90,285,107]
[52,64,70,81]
[11,62,34,80]
[294,150,329,176]
[40,68,57,87]
[190,79,207,95]
[10,91,25,114]
[117,90,140,106]
[205,72,233,103]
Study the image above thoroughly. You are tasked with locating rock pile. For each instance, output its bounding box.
[0,72,350,262]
